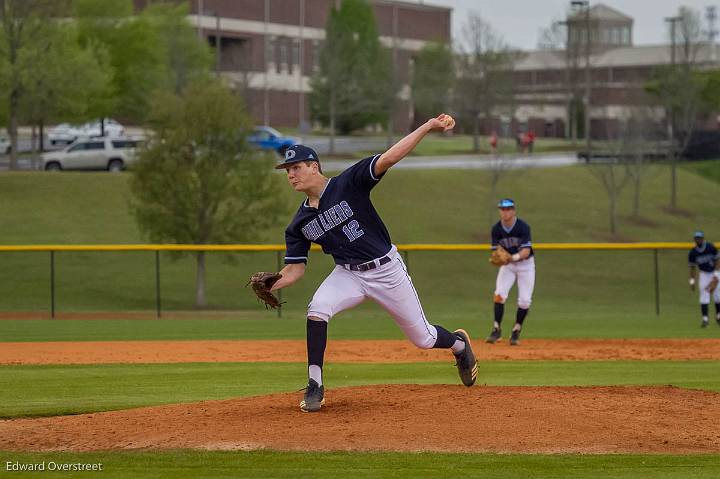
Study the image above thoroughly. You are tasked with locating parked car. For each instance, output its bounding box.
[42,137,142,172]
[48,119,125,145]
[247,126,298,156]
[0,136,10,154]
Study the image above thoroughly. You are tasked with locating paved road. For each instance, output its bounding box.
[0,152,580,172]
[321,153,579,172]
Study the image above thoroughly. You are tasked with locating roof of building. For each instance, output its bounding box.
[515,42,720,70]
[567,3,633,22]
[374,0,451,13]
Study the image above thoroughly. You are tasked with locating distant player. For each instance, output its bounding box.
[254,114,478,413]
[688,231,720,328]
[486,199,535,346]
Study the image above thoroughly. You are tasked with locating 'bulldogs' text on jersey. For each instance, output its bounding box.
[491,219,533,257]
[284,155,392,265]
[689,241,719,273]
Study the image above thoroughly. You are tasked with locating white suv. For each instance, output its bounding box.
[42,137,142,172]
[48,119,125,145]
[0,136,10,154]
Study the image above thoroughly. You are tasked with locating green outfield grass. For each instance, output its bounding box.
[0,361,717,418]
[0,164,719,318]
[1,306,720,342]
[1,450,719,479]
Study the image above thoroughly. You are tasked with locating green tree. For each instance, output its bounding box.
[129,81,286,307]
[310,0,392,140]
[411,41,454,122]
[74,0,212,125]
[18,24,113,154]
[0,0,65,169]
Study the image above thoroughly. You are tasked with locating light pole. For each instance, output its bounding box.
[665,16,680,140]
[207,10,221,77]
[571,0,591,156]
[665,15,681,208]
[197,0,204,40]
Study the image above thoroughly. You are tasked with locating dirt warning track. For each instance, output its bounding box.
[2,338,720,365]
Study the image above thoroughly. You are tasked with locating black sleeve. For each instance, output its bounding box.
[339,155,385,193]
[284,224,310,264]
[520,222,532,249]
[491,224,501,250]
[688,250,695,266]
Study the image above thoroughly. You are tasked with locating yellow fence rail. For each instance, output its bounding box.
[0,243,692,318]
[0,242,695,252]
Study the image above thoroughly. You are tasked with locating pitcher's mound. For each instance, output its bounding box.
[1,385,719,454]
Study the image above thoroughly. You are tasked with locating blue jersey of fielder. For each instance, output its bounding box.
[491,219,534,257]
[284,155,392,265]
[688,242,719,273]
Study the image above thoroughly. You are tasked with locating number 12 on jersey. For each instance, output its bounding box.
[342,220,365,242]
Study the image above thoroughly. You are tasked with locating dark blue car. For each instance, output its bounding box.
[247,126,298,156]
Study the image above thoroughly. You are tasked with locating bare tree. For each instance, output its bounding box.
[589,157,631,237]
[648,7,704,210]
[618,110,665,220]
[454,13,515,153]
[537,19,582,144]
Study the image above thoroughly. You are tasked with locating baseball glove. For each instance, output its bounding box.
[489,246,512,267]
[707,276,719,293]
[247,272,283,309]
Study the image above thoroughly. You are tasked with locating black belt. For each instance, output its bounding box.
[347,255,391,272]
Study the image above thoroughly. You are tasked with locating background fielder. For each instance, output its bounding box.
[688,231,720,328]
[486,199,535,346]
[260,114,478,413]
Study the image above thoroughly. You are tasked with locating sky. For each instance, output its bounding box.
[414,0,719,49]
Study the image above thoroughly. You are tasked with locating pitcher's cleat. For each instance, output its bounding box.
[300,379,325,412]
[509,330,521,346]
[453,329,478,387]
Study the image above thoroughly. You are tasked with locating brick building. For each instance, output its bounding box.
[135,0,451,132]
[507,4,719,139]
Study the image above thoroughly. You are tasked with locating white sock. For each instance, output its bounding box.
[512,324,522,332]
[493,321,500,329]
[451,339,466,354]
[703,316,709,323]
[308,365,322,385]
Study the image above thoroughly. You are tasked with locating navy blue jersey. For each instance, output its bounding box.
[284,155,392,265]
[491,218,533,257]
[688,241,719,273]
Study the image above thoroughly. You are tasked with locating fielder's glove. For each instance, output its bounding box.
[489,246,512,267]
[707,276,719,293]
[247,272,283,309]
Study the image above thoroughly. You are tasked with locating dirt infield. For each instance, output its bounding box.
[1,338,719,365]
[1,385,719,454]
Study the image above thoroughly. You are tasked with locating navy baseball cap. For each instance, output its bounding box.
[497,198,516,208]
[694,230,705,238]
[274,144,320,169]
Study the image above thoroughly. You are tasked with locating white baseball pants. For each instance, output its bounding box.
[494,256,536,308]
[307,246,438,349]
[699,271,720,304]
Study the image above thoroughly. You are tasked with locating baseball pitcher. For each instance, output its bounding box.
[249,114,478,413]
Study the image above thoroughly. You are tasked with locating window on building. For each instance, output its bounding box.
[291,38,300,74]
[312,40,321,72]
[278,37,287,73]
[622,27,630,45]
[266,36,275,68]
